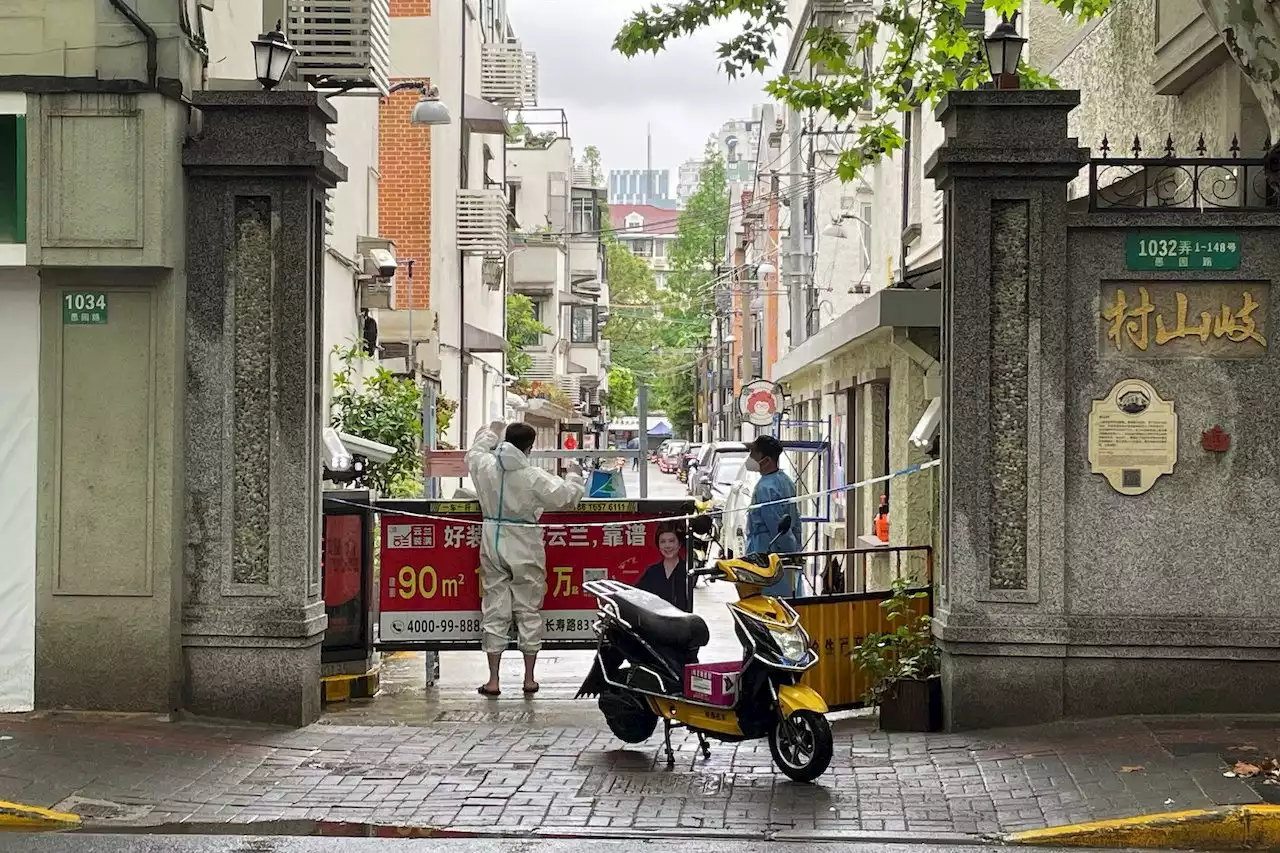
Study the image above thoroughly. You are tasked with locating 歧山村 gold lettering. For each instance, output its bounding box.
[1154,292,1212,344]
[1103,287,1155,351]
[1103,287,1267,352]
[1213,291,1267,346]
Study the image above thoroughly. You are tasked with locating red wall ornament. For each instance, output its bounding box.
[1201,425,1231,453]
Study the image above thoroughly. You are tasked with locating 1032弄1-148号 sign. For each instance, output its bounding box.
[1126,232,1240,271]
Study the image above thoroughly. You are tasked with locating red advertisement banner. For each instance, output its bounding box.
[378,501,689,646]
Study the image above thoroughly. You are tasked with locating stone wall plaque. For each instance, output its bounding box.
[1088,379,1177,495]
[1099,281,1268,359]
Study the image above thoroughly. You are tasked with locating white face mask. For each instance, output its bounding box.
[744,456,761,473]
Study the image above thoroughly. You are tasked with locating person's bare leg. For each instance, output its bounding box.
[523,653,538,693]
[482,652,502,695]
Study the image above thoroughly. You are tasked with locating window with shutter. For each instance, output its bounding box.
[963,0,985,30]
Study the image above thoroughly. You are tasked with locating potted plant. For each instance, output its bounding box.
[851,576,942,732]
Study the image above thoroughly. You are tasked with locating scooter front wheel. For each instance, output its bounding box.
[768,711,833,783]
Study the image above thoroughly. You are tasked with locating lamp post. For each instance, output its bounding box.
[251,21,297,91]
[387,80,453,127]
[984,13,1027,91]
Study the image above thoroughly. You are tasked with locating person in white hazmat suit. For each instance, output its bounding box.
[466,420,586,696]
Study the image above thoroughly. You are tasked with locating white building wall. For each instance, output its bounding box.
[811,151,874,320]
[508,139,571,363]
[203,2,373,417]
[0,266,37,711]
[419,0,510,444]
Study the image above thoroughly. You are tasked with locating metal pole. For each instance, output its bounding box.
[637,383,649,498]
[715,305,725,440]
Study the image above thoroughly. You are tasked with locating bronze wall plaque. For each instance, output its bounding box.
[1088,379,1178,496]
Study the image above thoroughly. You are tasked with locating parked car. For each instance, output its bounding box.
[688,441,747,496]
[677,443,702,483]
[651,439,673,464]
[698,446,750,509]
[658,440,689,474]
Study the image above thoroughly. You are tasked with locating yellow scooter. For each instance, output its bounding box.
[577,516,832,782]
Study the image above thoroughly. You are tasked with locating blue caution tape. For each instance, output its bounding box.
[327,459,941,530]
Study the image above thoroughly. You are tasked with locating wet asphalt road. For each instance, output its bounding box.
[0,838,1087,853]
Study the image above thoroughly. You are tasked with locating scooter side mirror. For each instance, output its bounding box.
[776,514,793,534]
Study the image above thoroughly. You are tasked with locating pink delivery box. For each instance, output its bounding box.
[683,660,742,707]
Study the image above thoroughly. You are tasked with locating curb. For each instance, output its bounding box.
[1007,804,1280,850]
[0,800,82,831]
[321,670,381,704]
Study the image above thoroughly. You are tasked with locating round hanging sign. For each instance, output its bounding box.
[738,379,782,427]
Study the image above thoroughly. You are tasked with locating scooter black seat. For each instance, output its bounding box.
[612,586,709,650]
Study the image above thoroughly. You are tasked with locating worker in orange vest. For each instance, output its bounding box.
[874,494,889,542]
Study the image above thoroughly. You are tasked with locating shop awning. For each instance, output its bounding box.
[462,95,507,135]
[772,287,940,383]
[464,323,507,353]
[606,416,672,434]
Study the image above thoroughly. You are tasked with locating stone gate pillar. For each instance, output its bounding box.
[182,90,347,726]
[927,91,1087,730]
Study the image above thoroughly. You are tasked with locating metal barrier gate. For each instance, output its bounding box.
[784,545,933,710]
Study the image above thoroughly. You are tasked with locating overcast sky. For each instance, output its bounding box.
[505,0,774,182]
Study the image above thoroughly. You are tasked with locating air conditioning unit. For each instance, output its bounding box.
[481,41,537,108]
[285,0,392,95]
[361,279,394,310]
[482,256,504,290]
[456,189,509,255]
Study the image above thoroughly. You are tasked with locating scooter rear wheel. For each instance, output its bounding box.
[599,690,659,744]
[768,711,833,783]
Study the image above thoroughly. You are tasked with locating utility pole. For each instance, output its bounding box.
[715,292,725,440]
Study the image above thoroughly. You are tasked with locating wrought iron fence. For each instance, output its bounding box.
[1088,132,1280,212]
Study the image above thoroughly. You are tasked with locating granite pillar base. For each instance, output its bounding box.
[942,645,1280,730]
[184,634,324,727]
[941,648,1065,730]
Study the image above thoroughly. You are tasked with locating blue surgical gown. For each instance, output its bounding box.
[747,471,803,597]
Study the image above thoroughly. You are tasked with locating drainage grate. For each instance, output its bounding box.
[433,710,535,724]
[579,772,727,797]
[54,796,153,823]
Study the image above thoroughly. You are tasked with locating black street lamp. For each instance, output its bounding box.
[983,14,1027,91]
[252,21,297,91]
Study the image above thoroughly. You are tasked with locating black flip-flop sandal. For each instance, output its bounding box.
[478,685,501,697]
[522,683,540,695]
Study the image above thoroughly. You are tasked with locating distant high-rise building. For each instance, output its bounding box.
[676,159,703,208]
[608,169,673,206]
[677,106,772,208]
[608,123,676,208]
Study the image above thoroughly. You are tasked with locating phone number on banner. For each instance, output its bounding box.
[380,610,598,642]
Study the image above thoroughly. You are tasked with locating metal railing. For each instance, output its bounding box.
[779,544,933,598]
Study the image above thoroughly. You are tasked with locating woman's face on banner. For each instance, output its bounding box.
[657,531,681,560]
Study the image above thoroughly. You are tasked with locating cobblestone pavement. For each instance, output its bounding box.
[1,711,1278,838]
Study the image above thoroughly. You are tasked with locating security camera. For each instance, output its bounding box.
[361,248,397,281]
[338,431,398,465]
[322,427,367,483]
